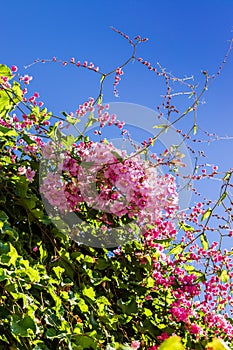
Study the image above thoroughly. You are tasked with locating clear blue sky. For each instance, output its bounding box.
[1,0,233,204]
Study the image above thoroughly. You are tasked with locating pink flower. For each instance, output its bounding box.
[131,340,140,349]
[157,332,169,341]
[190,323,203,335]
[20,74,32,84]
[18,166,26,175]
[11,65,18,72]
[25,167,35,182]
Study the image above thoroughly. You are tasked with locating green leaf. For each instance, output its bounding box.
[97,94,103,105]
[206,337,231,350]
[10,292,27,308]
[12,81,23,103]
[153,124,168,129]
[21,195,37,211]
[77,299,89,313]
[100,74,105,83]
[184,264,195,272]
[146,276,155,288]
[75,334,97,349]
[32,342,50,350]
[0,243,18,266]
[143,308,153,317]
[11,315,37,337]
[117,298,137,315]
[45,328,57,339]
[223,172,231,181]
[193,124,197,135]
[169,245,184,256]
[0,124,17,136]
[83,255,95,263]
[2,223,18,240]
[83,286,96,301]
[0,333,8,344]
[38,244,48,263]
[0,268,7,282]
[61,111,80,126]
[0,210,8,222]
[152,238,173,244]
[25,267,40,283]
[0,64,13,79]
[178,222,195,232]
[0,241,10,254]
[159,335,184,350]
[96,296,111,305]
[66,115,80,125]
[217,192,227,205]
[53,266,65,279]
[111,150,123,163]
[219,269,229,283]
[200,234,209,250]
[22,134,36,145]
[48,286,63,315]
[61,134,75,148]
[47,121,60,140]
[201,208,212,221]
[84,112,98,129]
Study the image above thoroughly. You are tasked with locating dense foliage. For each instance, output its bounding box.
[0,30,233,349]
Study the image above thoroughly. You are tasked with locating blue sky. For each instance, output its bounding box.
[1,0,233,207]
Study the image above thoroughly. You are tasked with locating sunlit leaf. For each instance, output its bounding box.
[179,222,195,232]
[0,64,13,79]
[217,192,227,205]
[219,269,229,283]
[159,335,184,350]
[200,234,209,250]
[201,208,212,222]
[206,337,231,350]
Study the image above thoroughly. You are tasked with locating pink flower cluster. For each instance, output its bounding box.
[113,67,124,97]
[142,229,233,342]
[75,97,95,118]
[40,142,178,232]
[96,103,125,130]
[18,166,36,182]
[131,340,140,349]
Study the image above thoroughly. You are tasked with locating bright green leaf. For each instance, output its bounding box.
[217,192,227,205]
[179,222,195,232]
[159,335,184,350]
[201,208,212,222]
[0,64,13,79]
[219,269,229,283]
[200,234,209,250]
[206,337,231,350]
[83,286,96,301]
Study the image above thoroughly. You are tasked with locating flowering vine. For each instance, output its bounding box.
[0,28,233,350]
